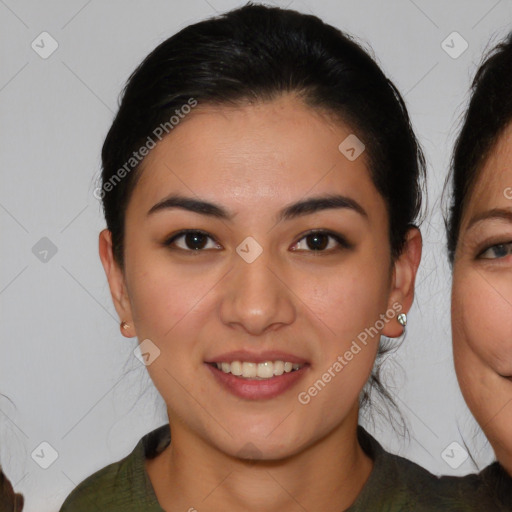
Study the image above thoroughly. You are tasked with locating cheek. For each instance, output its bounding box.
[296,251,390,372]
[324,271,386,336]
[125,250,219,342]
[295,238,389,312]
[453,270,512,376]
[453,269,512,472]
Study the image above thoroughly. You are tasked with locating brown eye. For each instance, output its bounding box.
[164,230,221,251]
[291,230,351,252]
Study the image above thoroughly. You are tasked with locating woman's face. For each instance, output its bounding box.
[452,123,512,475]
[100,94,420,460]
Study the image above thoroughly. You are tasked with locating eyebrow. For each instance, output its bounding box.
[147,193,368,223]
[466,208,512,231]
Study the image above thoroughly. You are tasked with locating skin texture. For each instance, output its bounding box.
[452,123,512,477]
[99,94,421,511]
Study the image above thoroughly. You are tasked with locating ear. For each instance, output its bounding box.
[98,229,136,338]
[381,227,422,338]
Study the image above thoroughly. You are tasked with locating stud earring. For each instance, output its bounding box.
[121,321,130,330]
[397,313,407,327]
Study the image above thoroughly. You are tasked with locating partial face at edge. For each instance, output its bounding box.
[452,123,512,475]
[100,94,420,460]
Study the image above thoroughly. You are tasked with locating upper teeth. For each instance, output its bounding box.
[215,361,304,379]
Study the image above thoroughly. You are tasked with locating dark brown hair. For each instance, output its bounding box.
[446,32,512,262]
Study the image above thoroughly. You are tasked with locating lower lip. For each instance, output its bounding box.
[205,363,309,400]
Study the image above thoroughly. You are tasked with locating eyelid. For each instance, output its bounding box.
[468,226,512,256]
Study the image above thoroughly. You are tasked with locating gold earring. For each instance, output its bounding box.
[121,321,130,330]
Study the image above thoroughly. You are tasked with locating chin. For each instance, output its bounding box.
[214,431,309,462]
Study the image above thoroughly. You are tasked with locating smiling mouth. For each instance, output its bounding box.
[208,360,305,380]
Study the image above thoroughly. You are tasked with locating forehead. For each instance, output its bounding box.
[128,95,383,216]
[467,125,512,212]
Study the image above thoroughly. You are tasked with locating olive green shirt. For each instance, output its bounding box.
[59,424,511,511]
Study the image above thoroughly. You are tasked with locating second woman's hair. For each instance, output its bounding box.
[446,32,512,262]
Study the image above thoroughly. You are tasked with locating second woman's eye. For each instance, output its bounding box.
[164,230,222,251]
[478,242,512,259]
[291,230,351,252]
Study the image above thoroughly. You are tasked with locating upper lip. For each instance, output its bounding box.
[205,350,308,364]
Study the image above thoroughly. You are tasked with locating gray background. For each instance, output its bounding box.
[1,1,511,510]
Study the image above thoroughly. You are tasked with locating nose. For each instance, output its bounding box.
[219,246,296,336]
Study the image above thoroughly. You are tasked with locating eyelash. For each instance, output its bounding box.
[162,229,352,254]
[477,240,512,260]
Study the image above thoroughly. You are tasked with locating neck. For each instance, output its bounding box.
[146,408,373,512]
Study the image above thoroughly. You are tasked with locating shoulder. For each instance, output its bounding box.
[476,461,512,510]
[59,448,140,512]
[352,427,502,511]
[357,426,442,491]
[59,425,169,512]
